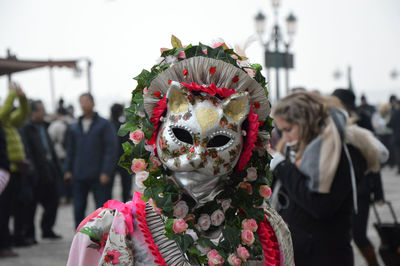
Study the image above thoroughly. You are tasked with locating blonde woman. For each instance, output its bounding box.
[270,91,387,266]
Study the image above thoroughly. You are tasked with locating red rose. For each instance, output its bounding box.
[154,91,161,98]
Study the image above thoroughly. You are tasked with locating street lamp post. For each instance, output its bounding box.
[255,0,297,101]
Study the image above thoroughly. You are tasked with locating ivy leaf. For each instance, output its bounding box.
[243,206,265,223]
[133,69,151,91]
[164,218,174,238]
[118,121,137,137]
[185,45,206,58]
[143,117,155,130]
[207,46,236,65]
[124,104,137,121]
[122,141,133,153]
[198,237,217,249]
[143,185,163,202]
[173,47,185,57]
[220,225,240,251]
[132,93,143,104]
[118,152,133,174]
[171,35,183,48]
[172,234,194,253]
[189,246,201,256]
[132,138,149,158]
[155,194,174,213]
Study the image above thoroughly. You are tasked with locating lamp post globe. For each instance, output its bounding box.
[286,13,297,37]
[255,11,266,36]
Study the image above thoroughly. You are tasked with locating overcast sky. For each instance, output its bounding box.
[1,0,400,117]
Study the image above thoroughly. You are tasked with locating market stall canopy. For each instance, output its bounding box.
[0,57,78,76]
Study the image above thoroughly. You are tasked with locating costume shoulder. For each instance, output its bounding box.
[67,200,135,266]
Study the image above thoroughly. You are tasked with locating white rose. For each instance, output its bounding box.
[198,214,211,231]
[186,229,198,242]
[165,55,178,64]
[135,171,149,189]
[211,209,225,226]
[221,199,232,212]
[195,244,211,256]
[173,201,189,219]
[245,167,257,182]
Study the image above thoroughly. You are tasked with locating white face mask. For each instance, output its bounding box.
[286,140,298,147]
[156,82,250,206]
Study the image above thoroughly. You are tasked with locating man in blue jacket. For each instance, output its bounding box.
[64,93,117,228]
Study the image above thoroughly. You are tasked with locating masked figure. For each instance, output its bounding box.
[67,37,293,266]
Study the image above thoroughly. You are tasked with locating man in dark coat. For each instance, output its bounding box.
[20,99,62,242]
[64,93,117,228]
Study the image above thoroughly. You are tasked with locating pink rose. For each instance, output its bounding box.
[144,143,156,156]
[131,159,148,173]
[241,229,255,246]
[186,229,198,241]
[173,201,189,219]
[129,129,145,145]
[227,253,242,266]
[143,87,148,95]
[245,167,257,182]
[173,219,188,233]
[207,249,224,266]
[178,50,186,59]
[259,185,272,199]
[239,182,253,195]
[149,156,161,171]
[135,171,149,189]
[198,214,211,231]
[246,68,255,77]
[237,245,250,261]
[212,41,227,49]
[241,219,258,232]
[211,209,225,226]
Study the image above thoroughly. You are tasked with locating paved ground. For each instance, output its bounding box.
[1,167,399,266]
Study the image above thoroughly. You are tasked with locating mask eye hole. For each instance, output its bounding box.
[207,135,231,148]
[172,128,193,145]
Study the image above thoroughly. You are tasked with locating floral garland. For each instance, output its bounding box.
[119,36,276,266]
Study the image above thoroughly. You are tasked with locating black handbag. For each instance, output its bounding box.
[372,201,400,266]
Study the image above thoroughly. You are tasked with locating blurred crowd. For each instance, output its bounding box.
[0,83,129,258]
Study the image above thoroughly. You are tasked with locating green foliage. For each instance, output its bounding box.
[184,45,206,58]
[220,225,240,252]
[173,234,194,253]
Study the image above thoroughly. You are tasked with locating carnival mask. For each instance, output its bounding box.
[156,82,250,205]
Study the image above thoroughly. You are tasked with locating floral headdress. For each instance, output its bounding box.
[119,36,276,265]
